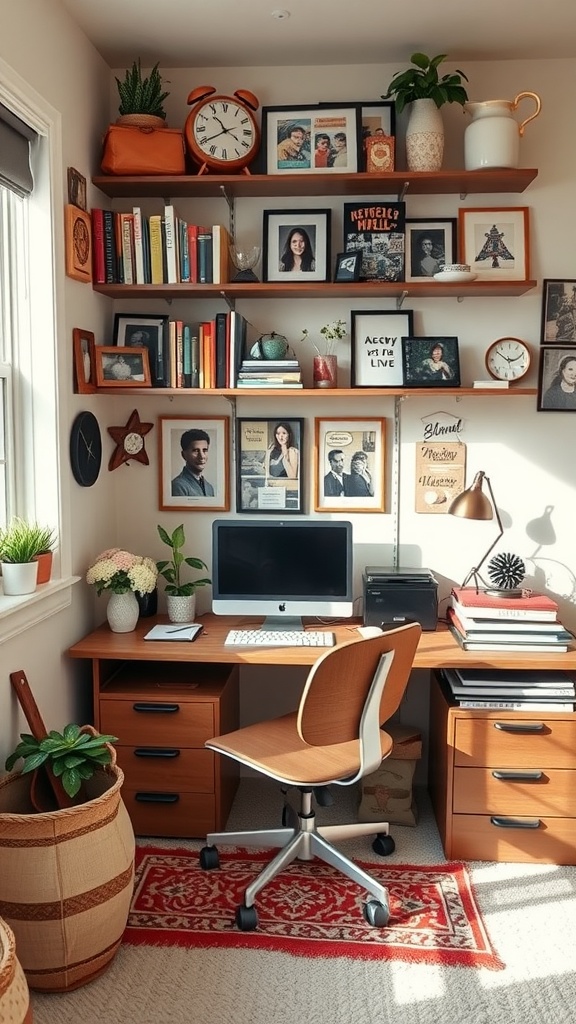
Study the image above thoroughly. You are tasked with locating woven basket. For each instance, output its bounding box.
[0,917,32,1024]
[0,733,135,993]
[116,113,166,129]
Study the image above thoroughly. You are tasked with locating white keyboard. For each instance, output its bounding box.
[224,629,336,648]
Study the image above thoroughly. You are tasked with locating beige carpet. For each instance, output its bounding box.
[31,780,576,1024]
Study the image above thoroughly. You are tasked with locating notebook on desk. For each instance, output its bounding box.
[144,623,203,642]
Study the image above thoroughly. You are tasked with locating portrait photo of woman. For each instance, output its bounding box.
[265,422,300,479]
[538,347,576,411]
[278,226,316,273]
[402,336,461,388]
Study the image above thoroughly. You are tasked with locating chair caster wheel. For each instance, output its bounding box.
[372,833,395,857]
[199,845,220,870]
[235,904,258,931]
[363,898,390,928]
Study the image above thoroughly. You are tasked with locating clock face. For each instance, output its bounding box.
[70,411,102,487]
[485,337,531,381]
[185,95,259,171]
[124,431,144,455]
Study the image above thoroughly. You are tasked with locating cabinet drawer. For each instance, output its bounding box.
[454,718,576,769]
[453,767,576,816]
[451,813,576,865]
[100,698,215,747]
[122,789,216,839]
[115,745,214,793]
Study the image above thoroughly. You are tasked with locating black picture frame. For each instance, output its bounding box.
[236,418,304,514]
[334,251,361,282]
[319,100,396,171]
[113,313,169,387]
[260,104,361,175]
[540,280,576,344]
[351,309,414,388]
[401,337,461,388]
[263,208,331,283]
[537,346,576,411]
[405,218,457,282]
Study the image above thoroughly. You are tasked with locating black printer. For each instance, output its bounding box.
[363,566,438,631]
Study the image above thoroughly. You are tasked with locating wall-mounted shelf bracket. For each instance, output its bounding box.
[220,290,235,311]
[457,295,465,303]
[397,289,409,310]
[219,185,235,241]
[459,192,468,201]
[399,181,410,201]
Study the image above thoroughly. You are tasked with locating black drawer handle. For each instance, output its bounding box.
[132,702,180,713]
[494,721,545,733]
[490,816,541,829]
[134,792,180,804]
[492,770,544,781]
[134,748,181,759]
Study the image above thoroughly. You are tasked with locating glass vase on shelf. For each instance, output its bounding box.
[229,243,261,282]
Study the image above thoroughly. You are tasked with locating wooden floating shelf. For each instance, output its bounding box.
[93,280,538,301]
[95,386,537,398]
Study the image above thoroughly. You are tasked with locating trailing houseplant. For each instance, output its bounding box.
[383,52,469,114]
[115,58,169,125]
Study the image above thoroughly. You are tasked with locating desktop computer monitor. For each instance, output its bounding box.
[212,519,354,630]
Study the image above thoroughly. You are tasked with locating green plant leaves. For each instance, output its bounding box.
[383,52,468,112]
[156,524,211,597]
[4,726,118,799]
[116,59,169,118]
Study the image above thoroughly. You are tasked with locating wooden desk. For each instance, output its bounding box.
[69,614,576,859]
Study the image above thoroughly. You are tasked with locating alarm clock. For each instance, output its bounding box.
[485,337,531,382]
[184,86,260,175]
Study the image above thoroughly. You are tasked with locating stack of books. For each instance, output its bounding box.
[235,358,303,389]
[442,667,576,711]
[448,586,574,653]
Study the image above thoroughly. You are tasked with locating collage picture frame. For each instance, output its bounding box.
[314,418,386,513]
[261,104,360,175]
[237,418,304,514]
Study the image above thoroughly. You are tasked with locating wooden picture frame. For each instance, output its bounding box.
[405,218,457,282]
[540,279,576,343]
[334,251,361,282]
[261,104,360,175]
[402,336,461,388]
[537,346,576,411]
[64,204,92,283]
[458,206,530,281]
[314,417,386,513]
[263,208,331,283]
[95,346,151,388]
[113,312,170,387]
[72,328,97,394]
[237,418,304,514]
[159,416,230,512]
[351,309,414,388]
[319,100,396,171]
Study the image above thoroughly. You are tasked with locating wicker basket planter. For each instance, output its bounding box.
[0,916,32,1024]
[0,758,135,993]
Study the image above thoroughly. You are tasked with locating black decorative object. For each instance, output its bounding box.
[487,552,525,591]
[136,587,158,617]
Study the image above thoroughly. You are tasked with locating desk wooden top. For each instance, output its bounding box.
[68,614,576,672]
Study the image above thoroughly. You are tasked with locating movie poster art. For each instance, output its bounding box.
[343,201,405,281]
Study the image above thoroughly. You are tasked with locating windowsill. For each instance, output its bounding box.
[0,576,81,642]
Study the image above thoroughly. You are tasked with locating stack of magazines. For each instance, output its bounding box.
[442,667,576,711]
[235,358,303,388]
[448,586,573,652]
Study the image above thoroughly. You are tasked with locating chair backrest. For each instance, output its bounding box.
[297,622,422,747]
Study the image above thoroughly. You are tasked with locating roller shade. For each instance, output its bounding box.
[0,102,37,197]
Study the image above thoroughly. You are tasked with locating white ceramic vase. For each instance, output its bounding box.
[405,99,444,172]
[166,593,196,623]
[106,591,139,633]
[1,561,38,597]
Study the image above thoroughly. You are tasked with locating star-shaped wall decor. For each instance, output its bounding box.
[107,408,154,471]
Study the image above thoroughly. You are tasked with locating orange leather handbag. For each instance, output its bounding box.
[101,125,186,175]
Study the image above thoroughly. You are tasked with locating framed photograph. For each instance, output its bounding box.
[334,251,361,282]
[159,416,230,512]
[314,418,386,513]
[401,336,461,388]
[537,347,576,411]
[113,313,169,387]
[351,309,414,388]
[64,204,92,284]
[261,104,360,175]
[237,418,304,514]
[541,280,576,343]
[263,208,331,283]
[67,167,87,210]
[95,346,151,388]
[458,206,530,281]
[405,218,457,282]
[72,328,96,394]
[319,100,395,170]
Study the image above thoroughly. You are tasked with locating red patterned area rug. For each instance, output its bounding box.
[123,845,503,970]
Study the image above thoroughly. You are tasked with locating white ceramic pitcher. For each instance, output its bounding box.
[464,92,541,170]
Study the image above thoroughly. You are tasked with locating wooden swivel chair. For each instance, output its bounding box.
[199,622,422,931]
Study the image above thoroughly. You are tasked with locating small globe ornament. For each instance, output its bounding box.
[487,552,526,593]
[229,243,260,282]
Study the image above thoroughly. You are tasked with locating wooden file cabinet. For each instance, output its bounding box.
[428,674,576,864]
[98,661,239,838]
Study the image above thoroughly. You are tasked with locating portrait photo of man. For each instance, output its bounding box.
[171,428,215,497]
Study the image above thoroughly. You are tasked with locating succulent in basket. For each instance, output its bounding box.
[156,524,211,597]
[115,59,169,120]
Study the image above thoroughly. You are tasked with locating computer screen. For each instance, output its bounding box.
[212,519,354,629]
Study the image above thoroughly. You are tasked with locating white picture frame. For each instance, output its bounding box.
[351,309,414,388]
[159,416,230,512]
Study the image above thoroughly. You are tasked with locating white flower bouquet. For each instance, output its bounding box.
[86,548,158,596]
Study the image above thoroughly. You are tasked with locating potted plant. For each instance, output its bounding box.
[156,523,211,623]
[383,52,469,171]
[86,547,158,633]
[302,318,347,388]
[115,58,170,128]
[0,517,56,595]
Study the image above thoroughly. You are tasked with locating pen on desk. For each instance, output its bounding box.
[166,626,196,634]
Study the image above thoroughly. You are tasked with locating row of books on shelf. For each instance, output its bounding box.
[442,667,576,712]
[91,206,231,286]
[448,586,574,653]
[152,312,248,389]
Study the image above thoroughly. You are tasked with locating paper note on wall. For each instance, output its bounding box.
[415,441,466,513]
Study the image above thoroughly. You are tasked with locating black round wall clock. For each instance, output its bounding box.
[70,410,102,487]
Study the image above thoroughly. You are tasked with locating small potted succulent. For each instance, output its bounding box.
[0,517,56,595]
[115,58,170,128]
[302,318,347,389]
[156,523,211,623]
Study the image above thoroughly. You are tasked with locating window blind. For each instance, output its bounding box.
[0,102,37,197]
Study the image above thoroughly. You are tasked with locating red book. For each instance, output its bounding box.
[91,208,105,283]
[451,587,559,622]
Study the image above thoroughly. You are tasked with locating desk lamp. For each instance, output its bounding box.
[448,470,504,593]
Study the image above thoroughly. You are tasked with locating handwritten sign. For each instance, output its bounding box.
[351,310,414,386]
[415,441,466,514]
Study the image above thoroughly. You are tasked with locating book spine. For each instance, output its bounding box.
[197,231,213,283]
[456,700,575,711]
[215,311,228,388]
[212,224,230,284]
[168,320,177,388]
[451,596,557,623]
[163,205,178,283]
[190,334,199,388]
[132,206,145,284]
[120,213,134,285]
[183,324,192,387]
[149,215,164,284]
[180,219,190,282]
[102,210,116,283]
[113,212,124,283]
[187,224,199,283]
[175,319,184,387]
[90,209,105,284]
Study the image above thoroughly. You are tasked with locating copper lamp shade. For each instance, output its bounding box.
[448,470,504,590]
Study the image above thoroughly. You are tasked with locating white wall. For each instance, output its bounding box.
[0,7,574,775]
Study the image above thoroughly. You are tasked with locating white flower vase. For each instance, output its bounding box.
[166,593,196,623]
[106,591,139,633]
[405,98,445,172]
